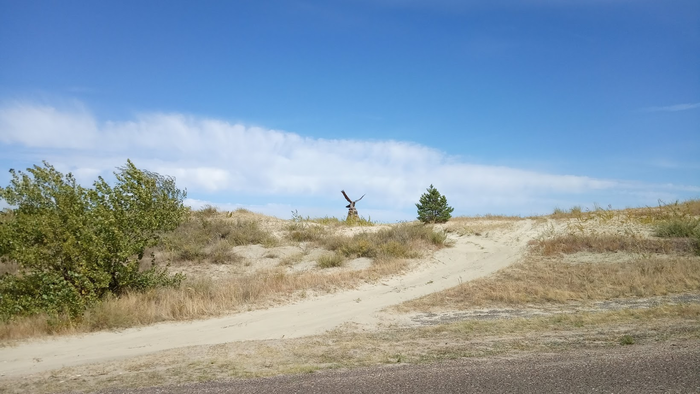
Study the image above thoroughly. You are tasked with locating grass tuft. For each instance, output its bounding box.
[530,234,698,256]
[654,218,700,239]
[317,253,345,268]
[159,209,277,263]
[399,255,700,311]
[318,223,448,261]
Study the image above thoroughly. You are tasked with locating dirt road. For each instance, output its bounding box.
[0,220,539,378]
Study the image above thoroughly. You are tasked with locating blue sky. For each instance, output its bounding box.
[1,0,698,221]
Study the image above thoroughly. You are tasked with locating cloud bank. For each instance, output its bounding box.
[0,101,696,220]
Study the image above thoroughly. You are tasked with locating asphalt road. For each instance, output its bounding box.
[104,342,700,394]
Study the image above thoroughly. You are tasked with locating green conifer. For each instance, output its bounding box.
[416,184,454,223]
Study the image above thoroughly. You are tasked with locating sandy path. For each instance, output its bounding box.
[0,220,539,378]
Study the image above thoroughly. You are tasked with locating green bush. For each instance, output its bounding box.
[416,185,454,224]
[0,160,188,320]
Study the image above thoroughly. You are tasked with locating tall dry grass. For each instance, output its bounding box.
[1,210,451,342]
[530,234,698,256]
[0,257,411,341]
[159,210,278,263]
[549,199,700,223]
[398,255,700,312]
[317,223,448,259]
[400,200,700,313]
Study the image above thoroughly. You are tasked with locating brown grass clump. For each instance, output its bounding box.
[550,199,700,223]
[318,223,447,260]
[530,234,698,256]
[398,255,700,312]
[0,257,412,341]
[317,253,345,268]
[442,219,515,236]
[450,215,523,221]
[159,208,277,263]
[0,211,449,341]
[286,224,328,242]
[400,201,700,312]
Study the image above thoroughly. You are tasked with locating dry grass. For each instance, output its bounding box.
[399,255,700,312]
[308,215,375,227]
[6,304,698,394]
[0,209,450,342]
[286,223,328,242]
[278,252,306,267]
[317,252,345,268]
[0,257,412,342]
[550,199,700,223]
[397,199,700,313]
[530,234,698,256]
[292,222,448,261]
[442,219,516,236]
[159,209,278,263]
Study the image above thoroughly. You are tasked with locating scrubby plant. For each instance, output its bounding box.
[416,185,454,224]
[319,223,448,260]
[317,253,345,268]
[160,211,276,263]
[654,218,700,238]
[0,160,188,320]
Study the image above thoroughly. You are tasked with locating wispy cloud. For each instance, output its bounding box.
[643,102,700,112]
[0,101,696,219]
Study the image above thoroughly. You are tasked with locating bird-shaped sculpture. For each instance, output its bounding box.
[341,190,365,220]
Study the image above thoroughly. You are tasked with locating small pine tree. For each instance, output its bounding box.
[416,184,454,223]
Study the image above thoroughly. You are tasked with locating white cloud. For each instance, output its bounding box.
[0,101,696,218]
[0,102,98,148]
[644,102,700,112]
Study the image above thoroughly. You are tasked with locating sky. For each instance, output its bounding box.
[0,0,698,222]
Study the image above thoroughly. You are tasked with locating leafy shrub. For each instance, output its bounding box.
[416,185,454,224]
[0,160,188,320]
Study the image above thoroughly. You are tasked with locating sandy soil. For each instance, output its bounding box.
[0,219,542,378]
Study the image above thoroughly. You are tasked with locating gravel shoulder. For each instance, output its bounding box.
[107,341,700,394]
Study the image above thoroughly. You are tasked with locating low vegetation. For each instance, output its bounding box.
[2,193,700,392]
[0,202,449,341]
[399,255,700,310]
[2,170,699,389]
[7,303,699,393]
[530,234,698,256]
[159,207,277,263]
[399,199,700,312]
